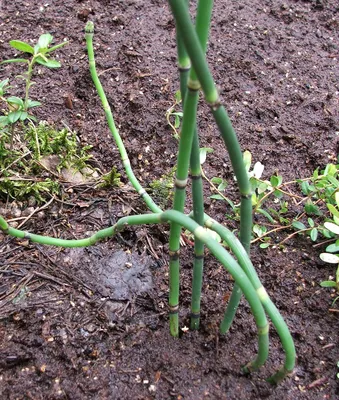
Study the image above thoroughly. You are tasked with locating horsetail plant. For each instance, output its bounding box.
[0,3,296,383]
[174,0,214,332]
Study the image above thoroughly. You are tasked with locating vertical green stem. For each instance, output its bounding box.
[24,60,34,110]
[188,0,214,330]
[168,0,252,332]
[168,86,200,336]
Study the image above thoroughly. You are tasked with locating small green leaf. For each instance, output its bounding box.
[253,224,267,237]
[273,189,283,198]
[324,163,337,177]
[257,181,269,194]
[327,175,339,188]
[304,201,322,216]
[257,208,275,224]
[324,222,339,235]
[327,204,339,218]
[35,57,61,68]
[211,177,222,185]
[8,110,22,123]
[326,243,339,253]
[320,281,337,288]
[26,100,41,108]
[0,58,28,65]
[37,33,53,50]
[300,180,310,195]
[243,150,252,172]
[174,90,181,103]
[310,228,318,241]
[45,40,69,53]
[174,114,180,129]
[210,194,225,201]
[218,180,227,191]
[7,96,24,107]
[260,243,270,249]
[27,114,37,122]
[0,115,9,126]
[199,147,213,165]
[292,221,306,230]
[335,192,339,207]
[0,78,10,94]
[270,175,282,187]
[320,252,339,264]
[9,40,34,54]
[308,218,315,228]
[19,112,28,121]
[210,194,235,209]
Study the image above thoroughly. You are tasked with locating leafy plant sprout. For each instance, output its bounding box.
[1,33,68,110]
[0,2,296,384]
[0,34,68,150]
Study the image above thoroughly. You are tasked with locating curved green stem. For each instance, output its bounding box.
[204,216,295,383]
[85,22,161,214]
[0,210,269,372]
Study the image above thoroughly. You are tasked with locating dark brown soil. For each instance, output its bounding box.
[1,0,339,399]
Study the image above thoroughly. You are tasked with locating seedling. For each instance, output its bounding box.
[0,34,68,146]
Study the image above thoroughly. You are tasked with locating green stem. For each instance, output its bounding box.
[24,59,34,111]
[204,216,295,383]
[0,210,269,373]
[168,0,252,331]
[85,22,161,214]
[168,85,200,336]
[186,0,214,330]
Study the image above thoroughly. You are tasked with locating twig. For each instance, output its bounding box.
[17,197,54,229]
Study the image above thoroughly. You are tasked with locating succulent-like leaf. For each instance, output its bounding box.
[310,228,318,241]
[324,221,339,235]
[292,221,306,230]
[320,252,339,264]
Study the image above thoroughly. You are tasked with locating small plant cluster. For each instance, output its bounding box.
[0,33,68,139]
[0,33,115,203]
[200,148,339,292]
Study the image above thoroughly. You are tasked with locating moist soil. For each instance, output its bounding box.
[0,0,339,399]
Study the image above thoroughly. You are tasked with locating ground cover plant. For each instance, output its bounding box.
[0,1,338,399]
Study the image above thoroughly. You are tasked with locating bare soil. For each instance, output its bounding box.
[0,1,339,399]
